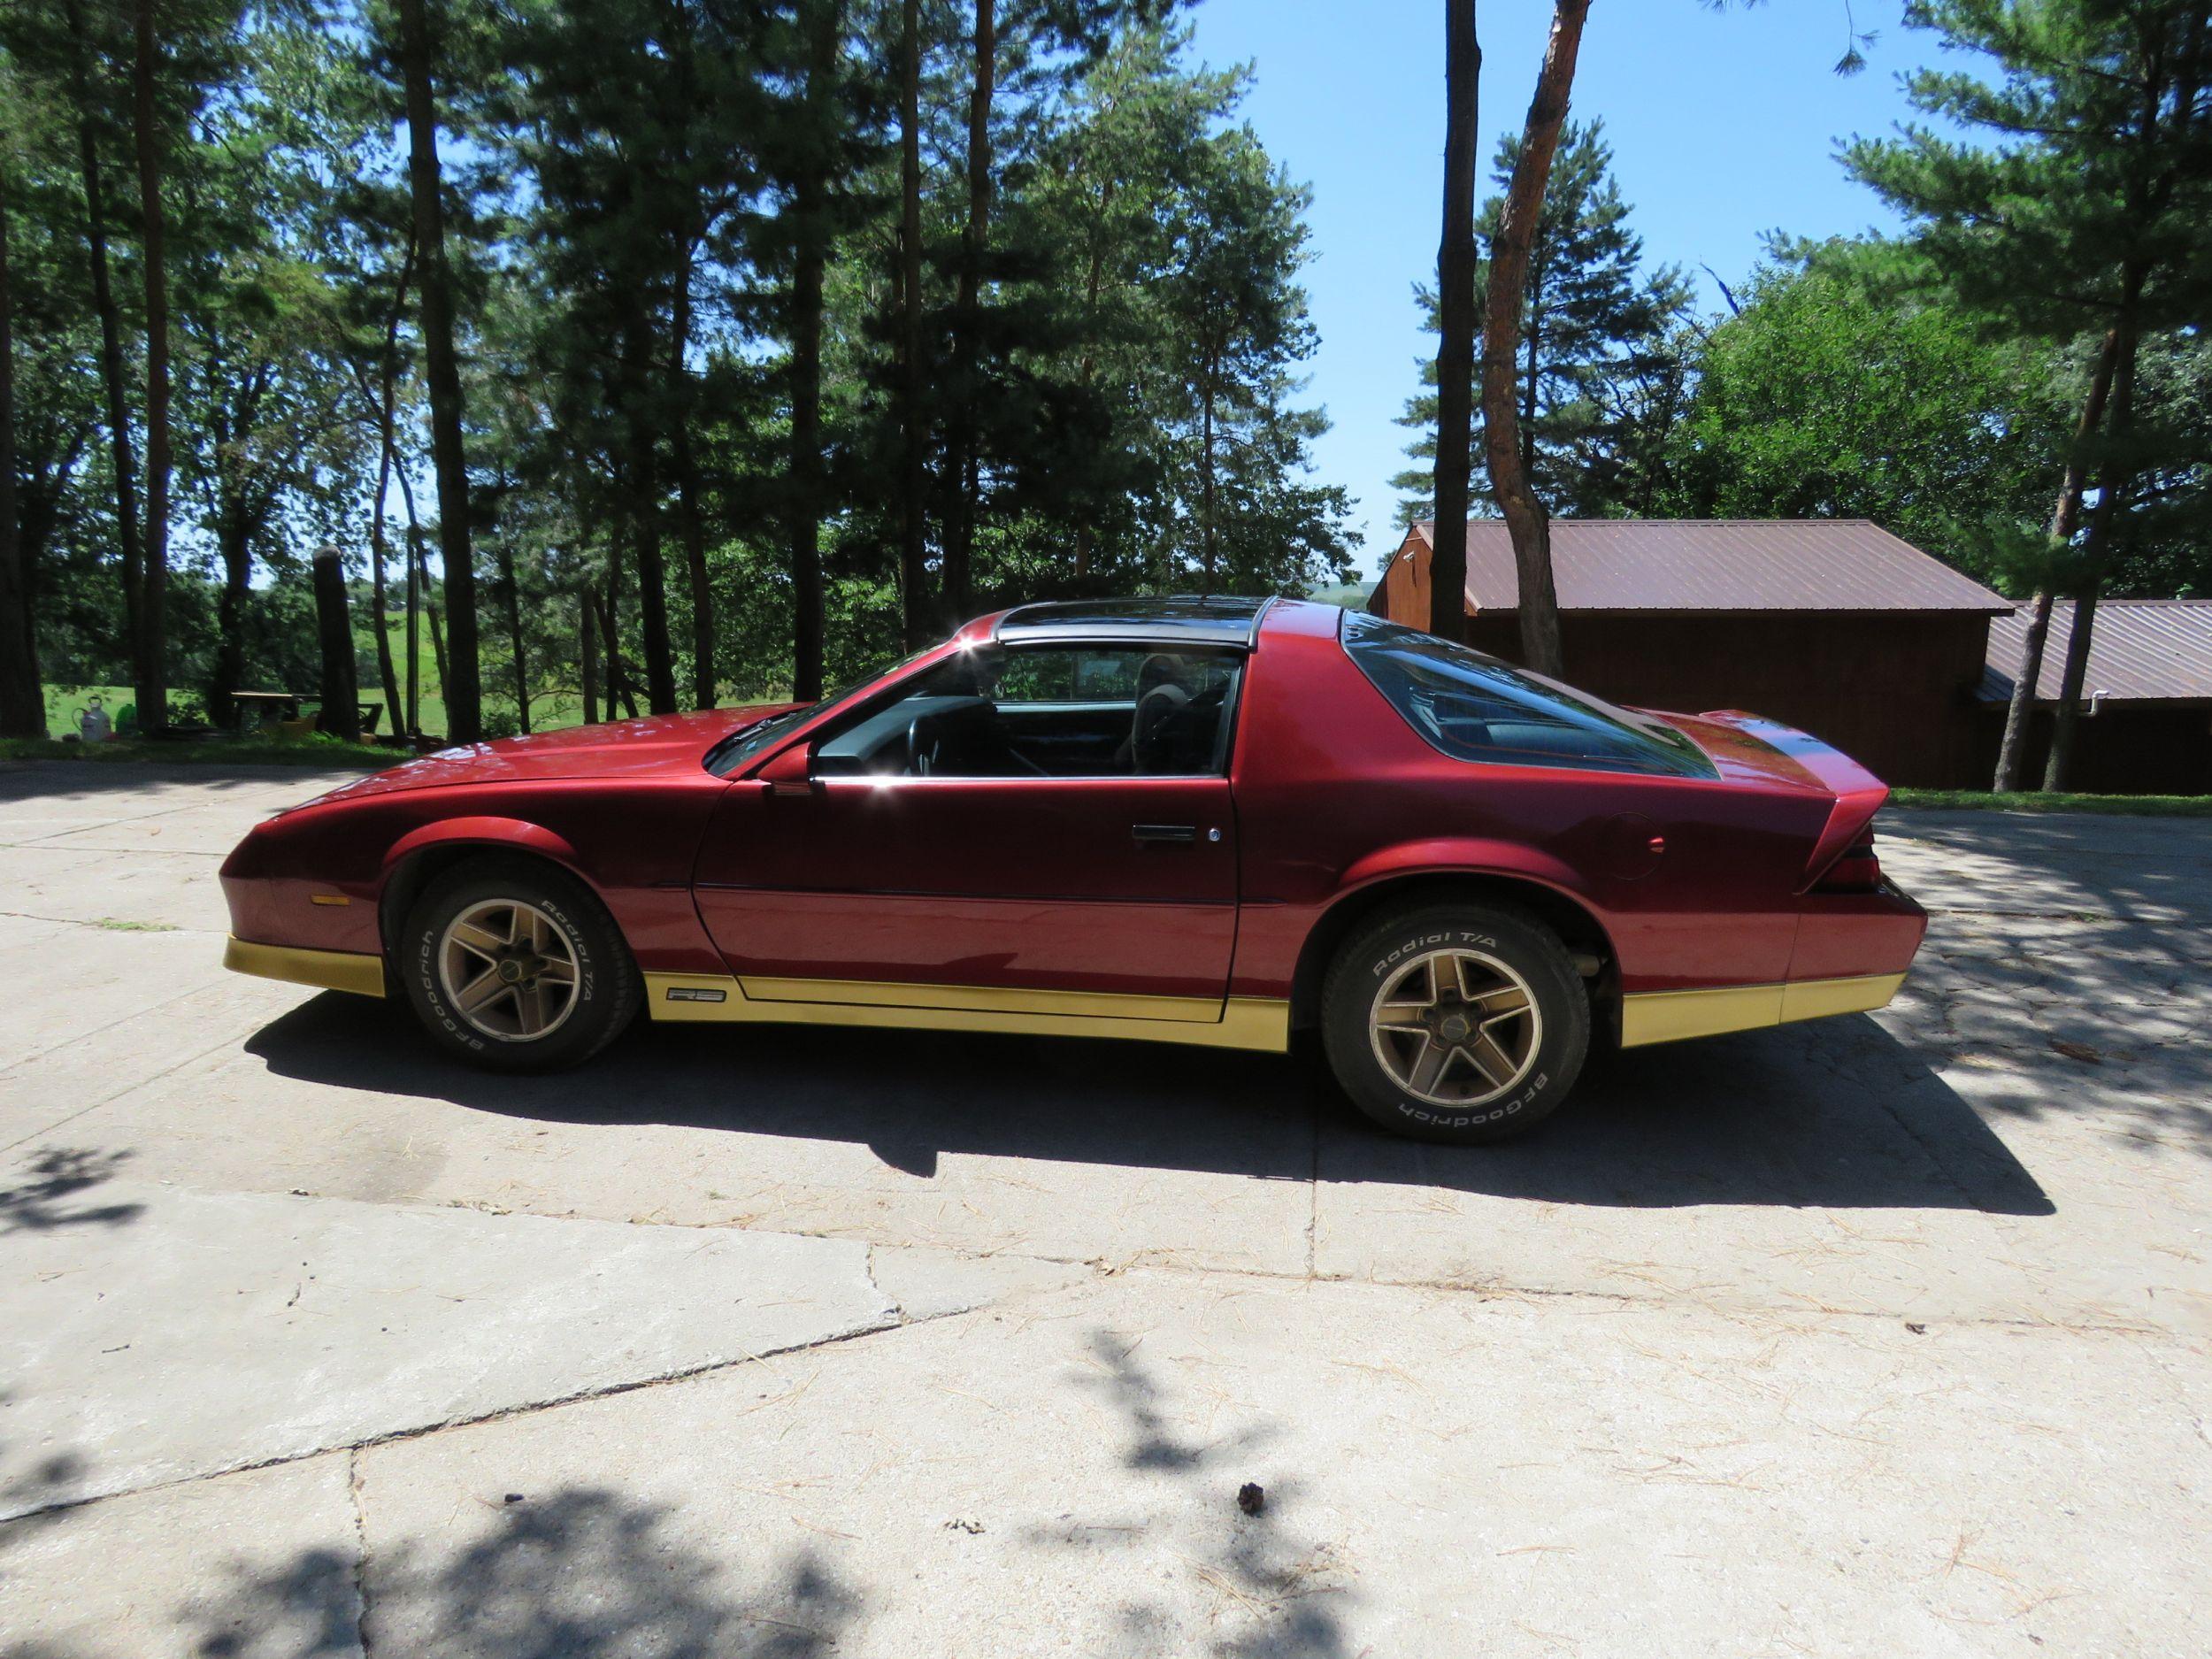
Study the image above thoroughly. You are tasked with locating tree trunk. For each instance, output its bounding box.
[211,500,250,729]
[396,0,481,741]
[63,0,144,682]
[625,321,677,715]
[1992,324,2121,791]
[1071,175,1116,588]
[422,556,449,710]
[579,588,600,726]
[1199,358,1217,588]
[396,458,422,737]
[599,584,639,721]
[669,238,715,710]
[368,419,403,734]
[941,0,995,626]
[497,537,528,733]
[1479,0,1587,680]
[132,0,173,732]
[312,545,362,742]
[365,235,417,736]
[0,158,42,738]
[1428,0,1480,645]
[896,0,930,648]
[2043,309,2145,792]
[602,546,625,722]
[398,465,450,730]
[787,4,838,702]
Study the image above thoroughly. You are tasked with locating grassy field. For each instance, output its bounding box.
[1889,787,2212,817]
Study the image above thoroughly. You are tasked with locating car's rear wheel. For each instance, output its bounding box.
[398,856,640,1071]
[1322,902,1589,1143]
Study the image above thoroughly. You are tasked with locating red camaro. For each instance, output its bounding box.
[220,597,1925,1142]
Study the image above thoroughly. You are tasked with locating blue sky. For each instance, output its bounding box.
[1179,1,1962,575]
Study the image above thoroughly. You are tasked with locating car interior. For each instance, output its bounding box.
[811,645,1243,779]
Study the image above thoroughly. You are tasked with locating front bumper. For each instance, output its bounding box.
[223,936,387,998]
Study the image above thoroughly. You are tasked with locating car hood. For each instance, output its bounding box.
[302,704,802,807]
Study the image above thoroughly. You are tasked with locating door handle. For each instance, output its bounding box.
[1131,823,1199,844]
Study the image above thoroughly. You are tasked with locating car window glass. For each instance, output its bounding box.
[703,645,934,777]
[1340,610,1717,780]
[812,644,1241,779]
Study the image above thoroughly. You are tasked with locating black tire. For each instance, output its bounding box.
[1321,902,1590,1144]
[397,855,641,1072]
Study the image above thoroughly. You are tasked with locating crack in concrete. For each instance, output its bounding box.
[347,1445,374,1659]
[0,1024,260,1156]
[0,1282,996,1531]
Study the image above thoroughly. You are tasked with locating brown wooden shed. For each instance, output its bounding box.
[1371,519,2009,787]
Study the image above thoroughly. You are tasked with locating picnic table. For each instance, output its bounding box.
[229,691,383,736]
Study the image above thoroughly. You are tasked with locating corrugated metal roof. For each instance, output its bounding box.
[1408,518,2008,614]
[1980,599,2212,705]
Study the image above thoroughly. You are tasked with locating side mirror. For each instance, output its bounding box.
[757,742,818,797]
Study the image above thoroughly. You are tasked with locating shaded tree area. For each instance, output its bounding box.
[1,1,1349,741]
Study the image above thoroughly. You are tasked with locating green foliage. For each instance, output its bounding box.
[6,1,1345,739]
[1394,120,1692,525]
[1658,251,2069,592]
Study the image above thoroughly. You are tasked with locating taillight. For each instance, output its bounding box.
[1815,832,1882,894]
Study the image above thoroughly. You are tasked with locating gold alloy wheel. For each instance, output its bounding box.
[438,899,581,1042]
[1368,947,1543,1108]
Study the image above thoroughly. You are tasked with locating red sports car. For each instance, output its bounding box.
[220,597,1924,1142]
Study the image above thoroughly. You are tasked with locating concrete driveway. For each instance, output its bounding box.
[1,763,2206,1657]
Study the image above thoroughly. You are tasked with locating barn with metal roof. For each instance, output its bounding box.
[1978,600,2212,794]
[1372,518,2011,787]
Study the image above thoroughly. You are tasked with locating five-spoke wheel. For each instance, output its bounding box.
[438,899,582,1042]
[1368,947,1541,1109]
[1324,902,1590,1143]
[400,856,640,1071]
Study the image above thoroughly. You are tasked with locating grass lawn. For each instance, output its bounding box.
[0,734,394,766]
[1890,787,2212,817]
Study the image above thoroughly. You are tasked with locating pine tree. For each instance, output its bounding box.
[1395,119,1689,525]
[1847,0,2212,791]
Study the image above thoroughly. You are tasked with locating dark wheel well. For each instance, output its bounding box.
[1288,873,1614,1032]
[379,844,594,958]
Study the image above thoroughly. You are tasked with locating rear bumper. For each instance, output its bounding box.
[1621,879,1925,1048]
[1619,971,1904,1047]
[223,936,387,998]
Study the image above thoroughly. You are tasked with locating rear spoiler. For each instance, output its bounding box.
[1698,711,1890,894]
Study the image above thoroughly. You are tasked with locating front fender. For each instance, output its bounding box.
[380,817,587,883]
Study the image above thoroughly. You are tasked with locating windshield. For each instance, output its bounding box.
[703,647,940,778]
[1341,610,1717,780]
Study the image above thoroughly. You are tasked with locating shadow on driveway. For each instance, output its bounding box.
[242,993,2052,1217]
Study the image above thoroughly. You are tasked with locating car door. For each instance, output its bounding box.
[691,641,1243,1020]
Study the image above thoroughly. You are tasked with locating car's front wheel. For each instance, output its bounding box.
[398,856,641,1071]
[1322,902,1590,1143]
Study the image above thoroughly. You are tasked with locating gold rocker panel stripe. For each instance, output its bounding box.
[646,972,1290,1052]
[224,937,388,999]
[1619,972,1905,1048]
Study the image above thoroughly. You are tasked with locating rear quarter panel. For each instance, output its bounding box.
[1228,605,1838,1001]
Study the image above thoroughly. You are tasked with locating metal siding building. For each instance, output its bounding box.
[1374,519,2009,787]
[1977,600,2212,795]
